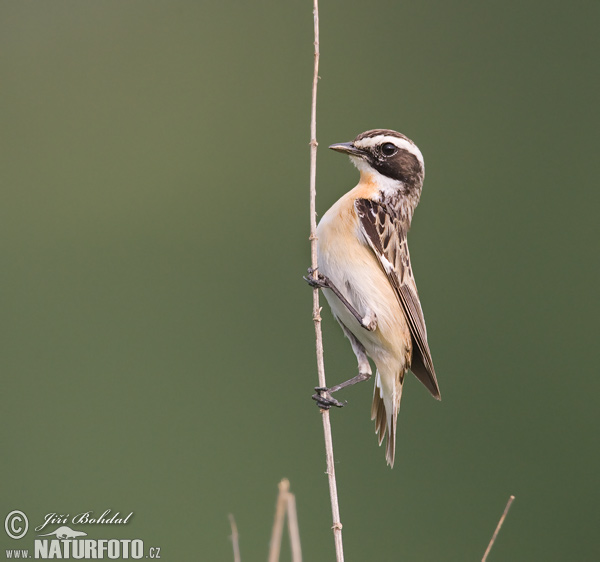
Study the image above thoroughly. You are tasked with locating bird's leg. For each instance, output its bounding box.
[304,268,377,331]
[313,322,373,409]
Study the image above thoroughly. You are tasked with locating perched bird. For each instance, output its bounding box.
[306,129,440,467]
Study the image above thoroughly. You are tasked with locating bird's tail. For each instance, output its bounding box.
[371,369,404,467]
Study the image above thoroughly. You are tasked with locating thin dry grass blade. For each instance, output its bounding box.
[482,495,515,562]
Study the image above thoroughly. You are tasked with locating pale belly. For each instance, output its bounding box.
[316,201,411,370]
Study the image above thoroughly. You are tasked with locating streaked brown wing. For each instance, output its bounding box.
[355,198,441,399]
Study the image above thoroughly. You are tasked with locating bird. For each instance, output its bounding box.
[305,128,440,467]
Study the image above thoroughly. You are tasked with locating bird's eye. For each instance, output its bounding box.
[381,142,397,157]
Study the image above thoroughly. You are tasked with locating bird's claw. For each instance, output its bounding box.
[304,267,329,289]
[312,387,347,409]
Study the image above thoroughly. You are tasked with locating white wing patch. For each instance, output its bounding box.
[380,255,395,274]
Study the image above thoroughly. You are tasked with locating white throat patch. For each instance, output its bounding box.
[349,156,404,199]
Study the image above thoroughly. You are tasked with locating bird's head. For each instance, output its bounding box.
[329,129,425,207]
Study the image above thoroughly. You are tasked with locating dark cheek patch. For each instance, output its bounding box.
[374,150,422,187]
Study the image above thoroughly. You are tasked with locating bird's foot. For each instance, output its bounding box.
[303,267,329,289]
[312,386,347,409]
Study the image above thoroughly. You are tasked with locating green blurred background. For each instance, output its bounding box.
[1,1,598,560]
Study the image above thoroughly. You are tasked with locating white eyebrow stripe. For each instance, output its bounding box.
[354,135,424,168]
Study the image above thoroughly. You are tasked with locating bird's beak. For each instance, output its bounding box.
[329,142,366,158]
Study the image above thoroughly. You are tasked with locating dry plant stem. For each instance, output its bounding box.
[481,495,515,562]
[268,479,290,562]
[308,1,344,561]
[286,492,303,562]
[228,514,241,562]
